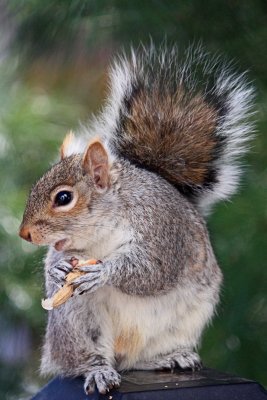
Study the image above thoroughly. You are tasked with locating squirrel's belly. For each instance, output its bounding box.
[107,283,217,369]
[107,287,184,368]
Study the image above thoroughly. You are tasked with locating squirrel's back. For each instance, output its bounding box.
[68,44,255,215]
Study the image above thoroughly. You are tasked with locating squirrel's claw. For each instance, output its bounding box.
[48,260,73,287]
[72,264,109,295]
[84,366,121,395]
[78,264,103,273]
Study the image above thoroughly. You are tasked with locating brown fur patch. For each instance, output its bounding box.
[123,87,218,186]
[114,326,143,361]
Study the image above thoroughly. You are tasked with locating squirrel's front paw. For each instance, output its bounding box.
[48,259,74,287]
[84,366,121,395]
[72,262,109,295]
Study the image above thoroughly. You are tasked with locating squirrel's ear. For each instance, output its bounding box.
[60,131,75,160]
[82,140,109,189]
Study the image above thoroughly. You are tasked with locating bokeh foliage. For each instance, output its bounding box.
[0,1,266,398]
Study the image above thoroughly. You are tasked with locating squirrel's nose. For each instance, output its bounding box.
[19,226,32,242]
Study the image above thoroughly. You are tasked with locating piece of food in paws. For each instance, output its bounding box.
[41,259,100,310]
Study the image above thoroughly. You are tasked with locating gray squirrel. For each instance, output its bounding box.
[19,44,254,395]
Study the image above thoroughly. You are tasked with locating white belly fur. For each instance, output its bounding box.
[104,283,216,370]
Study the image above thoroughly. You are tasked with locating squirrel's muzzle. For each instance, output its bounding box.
[19,225,32,243]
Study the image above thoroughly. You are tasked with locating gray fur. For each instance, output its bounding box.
[90,44,255,215]
[18,44,254,395]
[38,160,222,394]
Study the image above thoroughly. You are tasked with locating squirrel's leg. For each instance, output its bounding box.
[42,308,121,394]
[42,314,121,394]
[133,348,202,371]
[43,249,121,394]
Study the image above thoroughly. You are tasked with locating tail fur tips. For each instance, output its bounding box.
[98,44,255,214]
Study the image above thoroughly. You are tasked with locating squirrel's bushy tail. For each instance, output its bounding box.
[98,44,255,214]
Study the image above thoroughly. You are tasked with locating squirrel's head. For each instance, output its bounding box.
[19,134,114,252]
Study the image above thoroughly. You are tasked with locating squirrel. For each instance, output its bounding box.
[19,44,254,395]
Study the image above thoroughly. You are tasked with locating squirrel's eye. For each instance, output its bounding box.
[54,191,73,207]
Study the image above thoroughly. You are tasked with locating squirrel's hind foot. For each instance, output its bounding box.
[84,366,121,395]
[134,349,202,372]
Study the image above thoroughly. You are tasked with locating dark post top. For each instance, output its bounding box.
[32,368,267,400]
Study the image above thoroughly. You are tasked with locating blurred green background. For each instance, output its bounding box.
[0,1,266,399]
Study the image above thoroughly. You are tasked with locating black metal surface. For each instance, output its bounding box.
[31,368,267,400]
[119,368,252,392]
